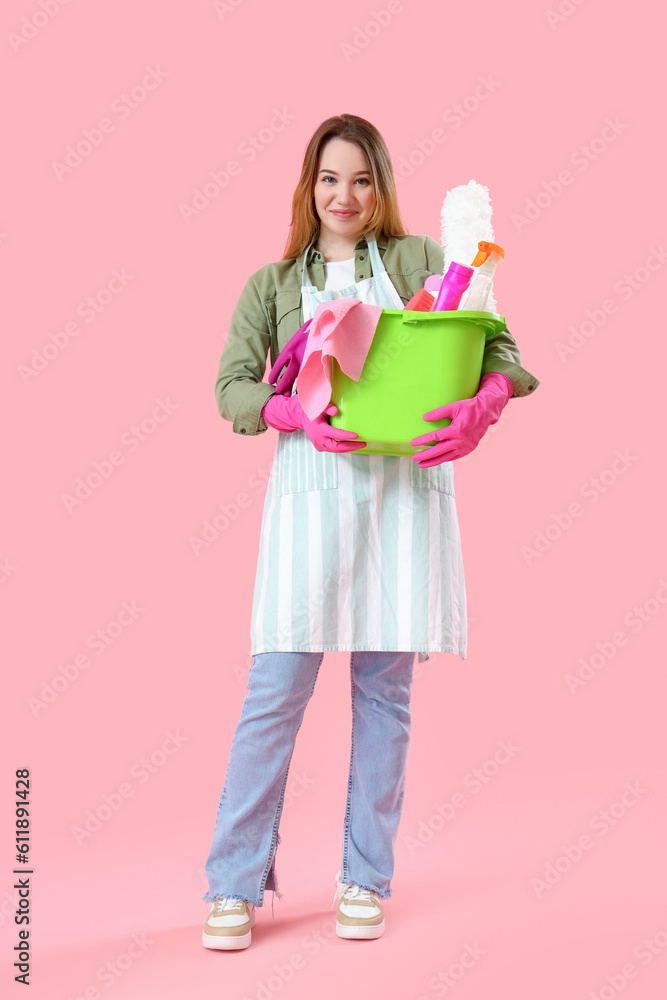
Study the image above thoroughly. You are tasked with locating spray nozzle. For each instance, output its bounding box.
[470,241,505,267]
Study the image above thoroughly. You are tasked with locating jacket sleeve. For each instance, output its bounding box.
[424,235,445,275]
[214,273,276,435]
[481,327,540,398]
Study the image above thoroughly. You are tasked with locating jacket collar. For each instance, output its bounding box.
[305,231,387,264]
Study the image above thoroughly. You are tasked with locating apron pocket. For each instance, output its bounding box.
[277,431,339,495]
[409,459,455,497]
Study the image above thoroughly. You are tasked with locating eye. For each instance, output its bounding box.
[321,175,335,183]
[356,178,371,185]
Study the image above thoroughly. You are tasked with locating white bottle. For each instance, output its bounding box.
[461,250,503,311]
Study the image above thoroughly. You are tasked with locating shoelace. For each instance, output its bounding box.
[213,896,249,913]
[331,874,378,910]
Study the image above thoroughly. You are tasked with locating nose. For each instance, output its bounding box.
[335,183,356,206]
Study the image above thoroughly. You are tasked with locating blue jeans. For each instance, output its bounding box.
[203,649,415,911]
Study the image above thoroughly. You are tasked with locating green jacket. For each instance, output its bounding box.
[215,232,540,435]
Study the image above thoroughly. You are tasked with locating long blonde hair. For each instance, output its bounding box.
[282,114,407,260]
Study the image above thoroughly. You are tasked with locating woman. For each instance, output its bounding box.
[202,114,539,950]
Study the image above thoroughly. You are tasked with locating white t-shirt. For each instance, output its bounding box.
[323,257,377,305]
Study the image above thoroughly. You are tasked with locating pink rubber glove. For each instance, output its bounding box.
[263,393,367,453]
[410,372,513,467]
[267,321,312,394]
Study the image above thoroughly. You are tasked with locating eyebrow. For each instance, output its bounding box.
[318,169,371,176]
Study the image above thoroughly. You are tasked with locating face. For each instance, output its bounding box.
[312,138,376,247]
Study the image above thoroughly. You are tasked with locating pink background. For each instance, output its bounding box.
[2,1,666,997]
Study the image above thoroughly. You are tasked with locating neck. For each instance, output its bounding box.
[315,230,371,262]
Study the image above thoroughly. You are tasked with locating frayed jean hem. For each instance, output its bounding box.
[201,886,286,913]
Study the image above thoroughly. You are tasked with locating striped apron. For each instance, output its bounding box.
[250,238,467,662]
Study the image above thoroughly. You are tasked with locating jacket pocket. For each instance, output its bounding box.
[273,294,303,357]
[276,430,339,495]
[409,458,455,497]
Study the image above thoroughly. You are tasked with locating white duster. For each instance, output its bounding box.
[440,179,498,312]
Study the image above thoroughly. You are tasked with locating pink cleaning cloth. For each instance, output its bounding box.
[296,298,382,420]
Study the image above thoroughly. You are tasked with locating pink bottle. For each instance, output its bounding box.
[432,261,475,311]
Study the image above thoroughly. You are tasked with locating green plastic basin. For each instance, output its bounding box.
[329,308,507,456]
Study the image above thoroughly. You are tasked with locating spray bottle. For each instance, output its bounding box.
[461,241,504,311]
[432,261,475,311]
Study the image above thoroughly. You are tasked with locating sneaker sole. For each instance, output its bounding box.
[336,918,385,940]
[202,929,252,950]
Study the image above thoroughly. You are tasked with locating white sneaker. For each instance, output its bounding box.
[202,896,255,950]
[332,870,385,939]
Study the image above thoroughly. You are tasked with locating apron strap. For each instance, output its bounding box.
[365,235,385,275]
[301,243,313,288]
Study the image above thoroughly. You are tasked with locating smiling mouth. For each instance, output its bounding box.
[331,210,356,217]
